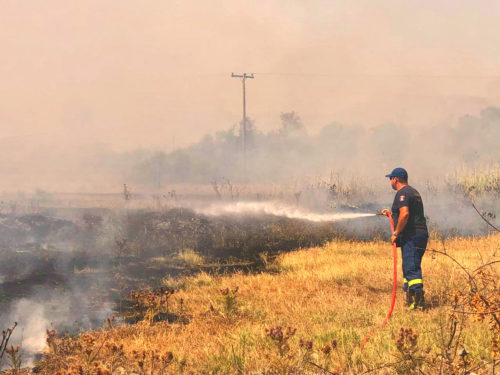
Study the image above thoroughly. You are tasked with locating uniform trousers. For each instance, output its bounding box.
[400,232,428,292]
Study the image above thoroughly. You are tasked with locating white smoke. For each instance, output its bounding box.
[0,299,49,368]
[1,291,114,368]
[16,301,48,355]
[195,201,376,222]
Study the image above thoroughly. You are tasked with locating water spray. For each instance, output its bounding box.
[360,210,397,349]
[196,201,377,222]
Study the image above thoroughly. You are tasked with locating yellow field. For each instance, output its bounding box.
[29,234,500,374]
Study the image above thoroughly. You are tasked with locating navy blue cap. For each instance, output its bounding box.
[385,167,408,179]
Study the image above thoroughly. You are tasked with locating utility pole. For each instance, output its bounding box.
[231,73,254,178]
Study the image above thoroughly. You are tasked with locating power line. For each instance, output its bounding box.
[253,72,500,79]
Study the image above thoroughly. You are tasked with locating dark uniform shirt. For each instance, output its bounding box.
[391,185,428,240]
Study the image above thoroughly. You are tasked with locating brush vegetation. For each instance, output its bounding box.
[12,233,496,375]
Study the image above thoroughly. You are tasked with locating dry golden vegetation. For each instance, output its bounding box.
[446,165,500,197]
[5,234,500,374]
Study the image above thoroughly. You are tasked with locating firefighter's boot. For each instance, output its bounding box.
[407,290,425,311]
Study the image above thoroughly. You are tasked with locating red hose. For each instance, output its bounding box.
[360,211,397,349]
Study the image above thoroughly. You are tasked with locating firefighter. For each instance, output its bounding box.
[381,168,428,310]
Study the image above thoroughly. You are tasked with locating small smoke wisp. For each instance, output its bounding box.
[196,201,375,222]
[0,299,49,368]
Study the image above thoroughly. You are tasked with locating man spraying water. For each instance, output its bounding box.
[381,168,428,310]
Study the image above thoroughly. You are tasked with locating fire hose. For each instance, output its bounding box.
[360,211,397,349]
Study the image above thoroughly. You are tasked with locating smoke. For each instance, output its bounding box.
[12,300,47,352]
[1,106,500,193]
[0,210,119,369]
[2,103,498,236]
[0,294,114,368]
[137,106,497,189]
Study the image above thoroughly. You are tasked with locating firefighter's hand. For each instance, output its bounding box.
[391,232,398,244]
[380,209,390,216]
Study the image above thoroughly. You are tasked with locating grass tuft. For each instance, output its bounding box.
[177,249,205,267]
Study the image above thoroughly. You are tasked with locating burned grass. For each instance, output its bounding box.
[0,206,357,360]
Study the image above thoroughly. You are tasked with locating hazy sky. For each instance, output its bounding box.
[2,0,500,151]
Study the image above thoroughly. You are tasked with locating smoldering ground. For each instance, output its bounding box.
[0,211,117,366]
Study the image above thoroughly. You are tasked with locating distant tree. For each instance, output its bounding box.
[279,112,304,136]
[215,125,239,147]
[193,134,215,155]
[477,107,500,159]
[451,107,500,163]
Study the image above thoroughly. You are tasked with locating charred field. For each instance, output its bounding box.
[0,203,377,334]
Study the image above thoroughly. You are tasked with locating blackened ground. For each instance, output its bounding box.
[1,207,381,335]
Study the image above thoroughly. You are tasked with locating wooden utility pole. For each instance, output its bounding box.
[231,73,254,164]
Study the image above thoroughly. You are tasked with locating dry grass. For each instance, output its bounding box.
[32,234,500,374]
[177,249,205,267]
[447,164,500,196]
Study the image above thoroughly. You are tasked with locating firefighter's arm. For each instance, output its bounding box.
[391,206,409,243]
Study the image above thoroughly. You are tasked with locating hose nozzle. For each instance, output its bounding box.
[377,210,392,217]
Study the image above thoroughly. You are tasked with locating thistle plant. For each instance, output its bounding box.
[0,322,17,365]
